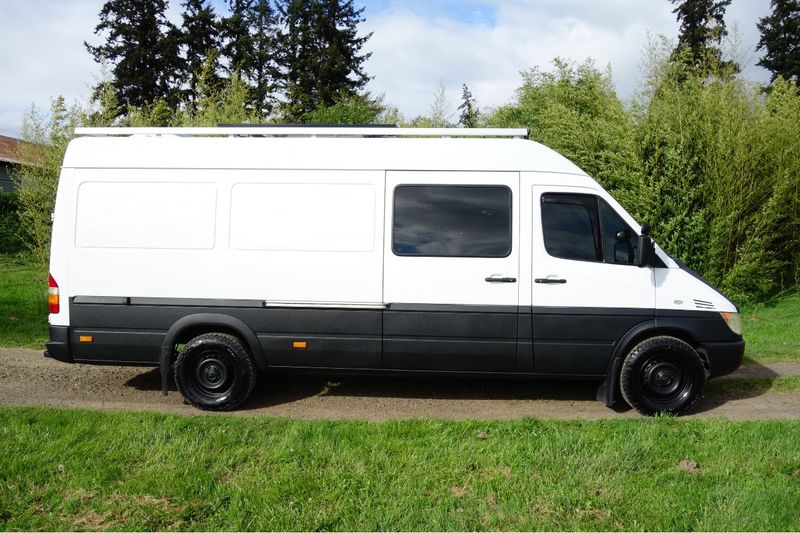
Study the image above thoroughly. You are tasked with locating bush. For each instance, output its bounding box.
[0,191,26,253]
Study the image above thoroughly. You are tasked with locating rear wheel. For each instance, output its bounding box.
[175,333,257,411]
[620,336,706,416]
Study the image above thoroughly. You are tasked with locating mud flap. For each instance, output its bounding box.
[596,357,621,407]
[159,345,171,396]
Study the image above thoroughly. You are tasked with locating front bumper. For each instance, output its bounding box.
[43,325,73,363]
[705,339,745,378]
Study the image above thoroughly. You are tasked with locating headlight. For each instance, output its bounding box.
[720,312,742,335]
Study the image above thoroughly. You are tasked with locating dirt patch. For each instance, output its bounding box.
[1,347,799,420]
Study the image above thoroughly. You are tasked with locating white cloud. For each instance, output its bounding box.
[362,0,773,120]
[0,0,774,137]
[0,0,105,137]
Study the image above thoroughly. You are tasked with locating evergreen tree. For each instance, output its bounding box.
[277,0,372,122]
[85,0,180,114]
[249,0,280,115]
[669,0,737,74]
[757,0,800,82]
[457,84,480,128]
[179,0,221,110]
[220,0,254,76]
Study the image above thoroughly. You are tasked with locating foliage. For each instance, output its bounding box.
[409,80,455,127]
[0,193,26,253]
[457,84,480,128]
[669,0,738,75]
[2,406,800,530]
[303,92,386,124]
[757,0,800,82]
[488,59,640,201]
[635,52,800,304]
[179,0,221,111]
[12,98,81,267]
[220,0,279,115]
[85,0,180,115]
[277,0,373,122]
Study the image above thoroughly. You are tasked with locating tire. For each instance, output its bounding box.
[619,336,706,416]
[174,333,257,411]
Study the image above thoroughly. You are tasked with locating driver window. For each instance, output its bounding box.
[599,199,637,265]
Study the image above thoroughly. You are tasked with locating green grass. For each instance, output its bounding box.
[0,254,47,348]
[1,406,799,531]
[707,374,800,395]
[741,293,800,363]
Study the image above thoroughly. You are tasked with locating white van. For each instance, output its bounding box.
[45,126,744,415]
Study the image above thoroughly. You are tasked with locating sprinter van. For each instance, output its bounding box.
[45,127,744,415]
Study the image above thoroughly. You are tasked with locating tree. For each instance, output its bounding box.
[220,0,254,77]
[85,0,180,115]
[179,0,221,110]
[277,0,372,121]
[757,0,800,82]
[669,0,737,74]
[248,0,281,115]
[457,84,480,128]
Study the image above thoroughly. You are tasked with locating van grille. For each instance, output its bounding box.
[693,299,715,310]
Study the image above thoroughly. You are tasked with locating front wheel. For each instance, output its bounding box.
[620,336,706,416]
[175,333,257,411]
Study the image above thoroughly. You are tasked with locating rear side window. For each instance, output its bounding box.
[393,185,511,257]
[541,193,637,264]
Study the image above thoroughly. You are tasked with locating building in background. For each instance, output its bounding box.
[0,135,27,192]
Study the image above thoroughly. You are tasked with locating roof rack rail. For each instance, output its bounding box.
[72,126,529,138]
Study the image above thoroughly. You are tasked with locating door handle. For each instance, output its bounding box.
[485,275,517,283]
[535,278,567,284]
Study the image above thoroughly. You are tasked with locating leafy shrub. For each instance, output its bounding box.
[0,191,26,253]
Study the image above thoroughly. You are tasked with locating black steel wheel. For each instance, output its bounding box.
[175,333,257,411]
[620,335,706,416]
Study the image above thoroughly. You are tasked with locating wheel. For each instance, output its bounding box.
[619,336,706,416]
[174,333,257,411]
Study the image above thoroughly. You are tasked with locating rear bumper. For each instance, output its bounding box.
[43,325,73,363]
[705,339,745,378]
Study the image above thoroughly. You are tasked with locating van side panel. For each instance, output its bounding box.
[69,299,382,369]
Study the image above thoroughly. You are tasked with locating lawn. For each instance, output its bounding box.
[0,254,47,348]
[1,253,797,363]
[741,292,800,363]
[1,406,799,531]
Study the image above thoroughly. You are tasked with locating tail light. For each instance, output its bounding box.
[48,274,60,314]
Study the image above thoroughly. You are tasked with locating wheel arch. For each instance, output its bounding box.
[597,320,709,407]
[158,313,266,395]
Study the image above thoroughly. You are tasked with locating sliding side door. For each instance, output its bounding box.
[383,171,520,372]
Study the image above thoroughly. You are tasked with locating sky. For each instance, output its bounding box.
[0,0,773,138]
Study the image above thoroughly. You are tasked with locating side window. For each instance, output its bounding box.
[600,199,637,265]
[541,193,639,265]
[541,194,601,261]
[393,185,511,257]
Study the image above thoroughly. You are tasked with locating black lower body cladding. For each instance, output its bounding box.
[52,298,743,378]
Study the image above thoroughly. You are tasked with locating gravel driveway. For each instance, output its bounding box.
[1,347,798,420]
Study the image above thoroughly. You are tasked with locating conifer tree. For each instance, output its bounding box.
[249,0,280,115]
[457,84,480,128]
[757,0,800,82]
[85,0,180,114]
[277,0,372,122]
[220,0,255,76]
[669,0,737,74]
[179,0,221,110]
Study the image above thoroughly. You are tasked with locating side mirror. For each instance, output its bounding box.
[635,222,655,268]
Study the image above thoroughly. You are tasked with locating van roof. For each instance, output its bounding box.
[63,128,590,177]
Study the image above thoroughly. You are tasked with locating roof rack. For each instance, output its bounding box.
[73,126,529,138]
